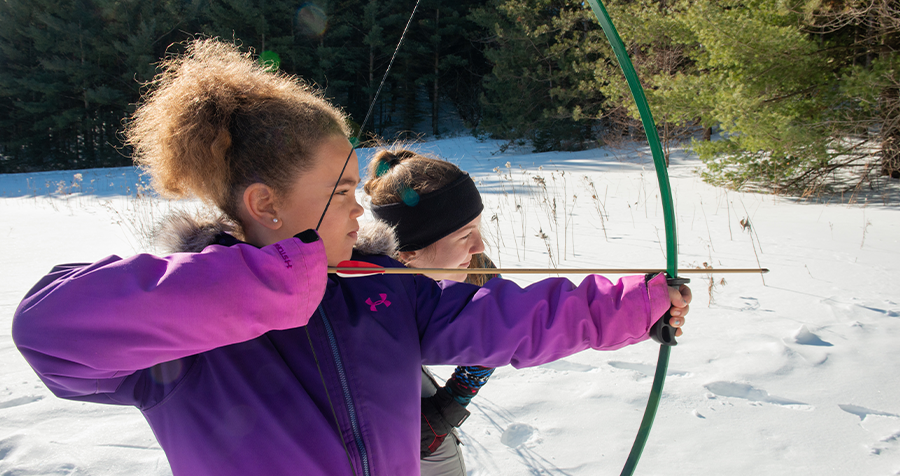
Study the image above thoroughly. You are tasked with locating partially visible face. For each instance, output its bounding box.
[404,214,485,282]
[277,135,363,266]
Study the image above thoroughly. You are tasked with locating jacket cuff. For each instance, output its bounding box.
[262,231,328,328]
[645,273,671,323]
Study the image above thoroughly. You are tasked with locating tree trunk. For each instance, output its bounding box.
[432,8,440,137]
[881,130,900,178]
[369,44,375,133]
[880,86,900,179]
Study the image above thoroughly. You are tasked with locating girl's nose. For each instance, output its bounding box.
[470,231,485,254]
[350,196,364,219]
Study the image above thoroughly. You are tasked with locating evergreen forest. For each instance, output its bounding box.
[1,0,897,193]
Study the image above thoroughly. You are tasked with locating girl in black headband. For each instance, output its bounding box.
[363,147,496,476]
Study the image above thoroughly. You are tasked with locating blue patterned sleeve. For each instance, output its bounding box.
[444,365,495,406]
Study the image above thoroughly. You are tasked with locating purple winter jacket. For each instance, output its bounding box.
[12,230,671,476]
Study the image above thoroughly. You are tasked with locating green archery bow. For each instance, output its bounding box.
[583,1,680,474]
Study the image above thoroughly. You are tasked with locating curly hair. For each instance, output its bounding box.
[127,38,350,221]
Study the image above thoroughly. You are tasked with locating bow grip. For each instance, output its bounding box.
[649,276,690,346]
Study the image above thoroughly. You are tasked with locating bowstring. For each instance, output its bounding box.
[306,2,421,474]
[316,0,422,231]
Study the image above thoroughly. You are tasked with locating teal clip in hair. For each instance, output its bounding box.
[399,186,420,207]
[374,160,392,178]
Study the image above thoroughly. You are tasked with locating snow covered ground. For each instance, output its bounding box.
[1,136,898,475]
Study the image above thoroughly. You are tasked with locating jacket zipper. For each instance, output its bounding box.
[318,306,371,476]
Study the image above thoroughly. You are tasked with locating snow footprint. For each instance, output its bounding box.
[870,430,900,456]
[839,405,900,456]
[824,298,900,320]
[0,436,15,461]
[783,325,832,365]
[539,360,595,372]
[788,325,832,346]
[715,296,767,313]
[856,303,900,318]
[608,361,689,377]
[0,395,43,410]
[500,423,540,448]
[838,404,898,421]
[704,381,812,409]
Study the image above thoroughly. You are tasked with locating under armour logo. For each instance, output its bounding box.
[365,294,391,312]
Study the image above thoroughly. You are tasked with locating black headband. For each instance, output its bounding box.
[370,173,484,251]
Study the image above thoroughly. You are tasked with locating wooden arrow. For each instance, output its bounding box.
[330,260,768,278]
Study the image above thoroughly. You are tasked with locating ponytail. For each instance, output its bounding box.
[127,38,349,222]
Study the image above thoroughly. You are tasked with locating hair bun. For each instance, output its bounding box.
[384,151,403,167]
[372,150,403,177]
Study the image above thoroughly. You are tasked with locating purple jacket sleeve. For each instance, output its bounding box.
[417,273,671,368]
[12,236,327,398]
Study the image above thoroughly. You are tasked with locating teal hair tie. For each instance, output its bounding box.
[399,186,420,206]
[374,160,392,178]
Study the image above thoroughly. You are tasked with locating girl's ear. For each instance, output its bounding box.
[397,250,417,265]
[242,183,281,230]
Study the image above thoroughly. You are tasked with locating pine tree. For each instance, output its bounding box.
[0,0,200,172]
[0,0,117,171]
[360,0,411,135]
[603,0,899,191]
[0,0,495,170]
[412,0,490,135]
[471,0,607,151]
[199,0,309,74]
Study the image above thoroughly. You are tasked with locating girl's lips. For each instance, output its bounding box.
[348,231,358,239]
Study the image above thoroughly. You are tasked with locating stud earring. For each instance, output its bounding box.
[273,218,279,223]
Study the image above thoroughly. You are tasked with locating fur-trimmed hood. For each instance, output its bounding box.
[154,208,399,257]
[354,219,398,257]
[154,209,239,254]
